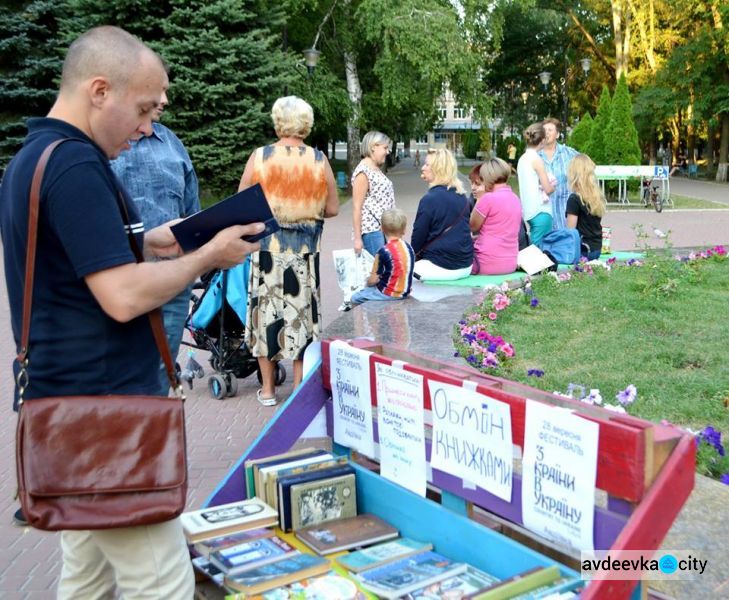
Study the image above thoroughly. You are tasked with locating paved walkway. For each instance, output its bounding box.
[1,156,727,596]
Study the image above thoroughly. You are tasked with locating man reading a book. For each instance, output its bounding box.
[0,26,265,599]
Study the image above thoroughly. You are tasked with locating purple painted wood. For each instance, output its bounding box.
[607,496,635,517]
[208,369,329,506]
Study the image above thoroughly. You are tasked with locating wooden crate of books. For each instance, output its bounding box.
[202,338,694,599]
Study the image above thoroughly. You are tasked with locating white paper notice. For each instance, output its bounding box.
[521,399,599,552]
[329,341,375,458]
[428,380,513,502]
[375,363,426,497]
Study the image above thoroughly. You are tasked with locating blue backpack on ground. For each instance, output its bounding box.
[538,229,581,265]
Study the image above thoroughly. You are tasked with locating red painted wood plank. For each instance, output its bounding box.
[580,434,696,599]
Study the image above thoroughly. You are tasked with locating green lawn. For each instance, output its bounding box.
[453,250,729,478]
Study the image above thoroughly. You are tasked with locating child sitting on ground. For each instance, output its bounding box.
[350,209,415,306]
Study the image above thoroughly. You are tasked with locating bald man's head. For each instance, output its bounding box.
[61,26,163,91]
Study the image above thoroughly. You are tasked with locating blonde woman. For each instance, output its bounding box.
[351,131,395,256]
[411,148,473,281]
[566,153,606,260]
[239,96,339,405]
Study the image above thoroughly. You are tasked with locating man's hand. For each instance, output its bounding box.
[366,273,379,287]
[204,223,264,270]
[145,221,183,258]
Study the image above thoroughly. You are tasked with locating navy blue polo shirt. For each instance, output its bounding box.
[0,118,159,408]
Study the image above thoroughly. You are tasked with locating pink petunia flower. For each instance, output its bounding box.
[488,312,497,321]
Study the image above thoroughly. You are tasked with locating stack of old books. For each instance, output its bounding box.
[183,449,581,599]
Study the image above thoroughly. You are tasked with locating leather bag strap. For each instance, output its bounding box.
[17,139,179,391]
[416,193,470,259]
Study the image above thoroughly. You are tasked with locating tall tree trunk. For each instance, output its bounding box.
[706,123,716,168]
[717,112,728,182]
[612,0,631,79]
[344,50,362,182]
[686,103,696,165]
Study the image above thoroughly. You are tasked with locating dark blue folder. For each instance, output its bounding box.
[171,184,280,252]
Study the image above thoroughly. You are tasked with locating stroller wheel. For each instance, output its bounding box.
[256,363,287,386]
[208,374,227,400]
[275,363,287,385]
[225,374,238,397]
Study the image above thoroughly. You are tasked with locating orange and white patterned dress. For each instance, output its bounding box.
[245,144,328,361]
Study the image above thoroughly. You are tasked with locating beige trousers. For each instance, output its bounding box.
[57,517,194,599]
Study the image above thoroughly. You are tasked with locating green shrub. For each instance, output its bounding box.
[604,74,641,166]
[585,85,612,165]
[567,113,593,153]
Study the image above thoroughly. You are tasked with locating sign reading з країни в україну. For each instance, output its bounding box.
[329,341,375,459]
[522,399,599,552]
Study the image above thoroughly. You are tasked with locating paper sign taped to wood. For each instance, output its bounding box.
[375,363,426,497]
[428,380,513,502]
[521,399,598,552]
[329,341,376,458]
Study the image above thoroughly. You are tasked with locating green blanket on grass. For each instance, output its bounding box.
[423,251,644,287]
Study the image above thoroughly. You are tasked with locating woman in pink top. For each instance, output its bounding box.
[469,158,523,275]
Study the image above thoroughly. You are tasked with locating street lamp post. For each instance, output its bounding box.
[537,58,590,127]
[302,48,321,77]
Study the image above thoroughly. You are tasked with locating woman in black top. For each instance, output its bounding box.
[411,148,473,280]
[565,154,606,260]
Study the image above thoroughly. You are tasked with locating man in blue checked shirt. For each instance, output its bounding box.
[538,117,578,231]
[112,89,200,395]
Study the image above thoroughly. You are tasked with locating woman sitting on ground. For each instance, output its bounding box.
[351,131,396,257]
[411,148,473,281]
[469,158,523,275]
[566,153,606,260]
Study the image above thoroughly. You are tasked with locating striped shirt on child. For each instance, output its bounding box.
[373,238,415,298]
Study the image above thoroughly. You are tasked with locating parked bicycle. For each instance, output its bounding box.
[641,178,663,213]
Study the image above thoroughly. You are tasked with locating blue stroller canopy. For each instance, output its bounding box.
[189,258,250,330]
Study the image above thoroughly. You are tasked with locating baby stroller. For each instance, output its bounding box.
[184,258,286,399]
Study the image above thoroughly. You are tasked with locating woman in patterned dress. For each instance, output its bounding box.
[238,96,339,405]
[351,131,396,257]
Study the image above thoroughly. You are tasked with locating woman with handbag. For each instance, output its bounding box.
[411,148,473,281]
[351,131,396,257]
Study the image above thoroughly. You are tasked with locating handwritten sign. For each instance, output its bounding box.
[375,363,426,496]
[521,399,599,552]
[329,341,375,458]
[429,381,513,502]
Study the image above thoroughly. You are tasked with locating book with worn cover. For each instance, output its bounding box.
[278,463,356,531]
[335,538,433,573]
[468,565,561,600]
[209,535,297,575]
[289,472,357,531]
[238,572,367,599]
[222,552,330,595]
[245,448,326,500]
[258,451,333,507]
[265,456,349,511]
[356,551,467,600]
[181,498,278,543]
[403,565,501,599]
[192,555,225,586]
[170,183,279,251]
[193,527,275,558]
[295,513,398,555]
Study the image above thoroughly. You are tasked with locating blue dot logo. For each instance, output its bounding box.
[659,554,678,574]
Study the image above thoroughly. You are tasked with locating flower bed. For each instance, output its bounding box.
[454,246,728,482]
